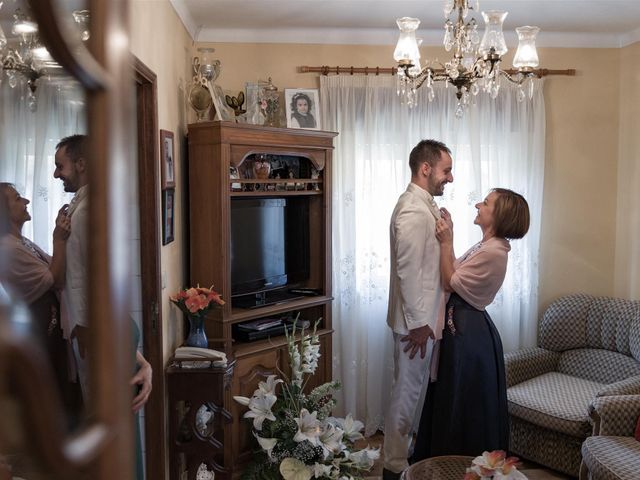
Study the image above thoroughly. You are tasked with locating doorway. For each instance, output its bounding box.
[133,56,165,480]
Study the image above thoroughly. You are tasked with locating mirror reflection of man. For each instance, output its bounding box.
[53,134,90,400]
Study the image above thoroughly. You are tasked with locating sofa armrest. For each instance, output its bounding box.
[504,347,560,388]
[589,394,640,436]
[596,374,640,398]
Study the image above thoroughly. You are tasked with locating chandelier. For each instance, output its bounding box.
[394,0,540,116]
[0,3,89,111]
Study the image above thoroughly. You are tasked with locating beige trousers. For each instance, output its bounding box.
[383,333,434,474]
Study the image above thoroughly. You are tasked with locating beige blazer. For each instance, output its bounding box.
[387,183,444,336]
[61,185,89,336]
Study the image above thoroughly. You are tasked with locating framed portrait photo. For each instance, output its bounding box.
[160,129,176,189]
[162,188,175,245]
[285,88,320,130]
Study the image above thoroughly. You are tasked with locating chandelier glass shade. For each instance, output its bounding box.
[394,0,540,116]
[0,3,89,111]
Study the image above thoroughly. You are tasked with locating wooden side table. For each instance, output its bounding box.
[166,359,235,480]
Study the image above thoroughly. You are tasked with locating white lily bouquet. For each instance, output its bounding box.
[233,321,380,480]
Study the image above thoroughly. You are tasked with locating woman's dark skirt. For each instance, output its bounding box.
[411,293,509,461]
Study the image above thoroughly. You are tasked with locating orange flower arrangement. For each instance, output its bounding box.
[170,285,225,318]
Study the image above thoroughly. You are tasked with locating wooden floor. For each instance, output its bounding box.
[356,432,574,480]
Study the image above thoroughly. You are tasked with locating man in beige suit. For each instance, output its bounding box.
[54,134,91,400]
[383,139,453,480]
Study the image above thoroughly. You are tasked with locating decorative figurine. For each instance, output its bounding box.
[311,167,321,191]
[225,91,246,117]
[230,166,242,191]
[286,171,296,191]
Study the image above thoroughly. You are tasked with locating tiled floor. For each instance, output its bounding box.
[356,433,574,480]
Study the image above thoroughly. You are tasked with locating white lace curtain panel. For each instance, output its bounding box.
[320,75,546,435]
[0,79,85,252]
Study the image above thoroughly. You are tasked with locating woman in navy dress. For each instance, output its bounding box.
[412,188,530,459]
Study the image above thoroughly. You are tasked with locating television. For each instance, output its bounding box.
[230,197,309,307]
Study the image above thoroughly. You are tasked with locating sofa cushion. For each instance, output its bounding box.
[557,349,640,383]
[586,297,640,355]
[539,294,590,351]
[582,436,640,480]
[507,372,604,437]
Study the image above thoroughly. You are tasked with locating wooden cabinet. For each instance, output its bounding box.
[167,362,235,480]
[186,121,337,475]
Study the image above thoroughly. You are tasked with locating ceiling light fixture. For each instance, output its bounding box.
[0,4,87,111]
[394,0,540,116]
[1,7,45,110]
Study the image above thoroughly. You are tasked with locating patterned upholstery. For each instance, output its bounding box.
[504,347,560,388]
[508,372,604,436]
[579,395,640,480]
[581,437,639,480]
[596,375,640,398]
[557,349,640,383]
[505,294,640,478]
[402,455,472,480]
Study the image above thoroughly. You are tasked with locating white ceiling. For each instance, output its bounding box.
[169,0,640,48]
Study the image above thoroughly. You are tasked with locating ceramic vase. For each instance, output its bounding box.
[186,315,208,348]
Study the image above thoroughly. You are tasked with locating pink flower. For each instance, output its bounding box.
[171,285,225,316]
[185,293,208,313]
[469,451,524,479]
[502,456,522,474]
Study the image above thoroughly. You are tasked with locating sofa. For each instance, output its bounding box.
[580,394,640,480]
[504,293,640,476]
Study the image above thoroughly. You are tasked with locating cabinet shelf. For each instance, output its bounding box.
[233,328,333,358]
[228,296,333,324]
[229,179,323,196]
[229,179,323,184]
[230,190,323,197]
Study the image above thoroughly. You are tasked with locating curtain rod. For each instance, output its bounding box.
[299,66,576,77]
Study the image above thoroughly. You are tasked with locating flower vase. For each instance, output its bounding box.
[186,315,208,348]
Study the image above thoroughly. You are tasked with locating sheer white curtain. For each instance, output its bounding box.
[320,75,545,434]
[0,79,86,251]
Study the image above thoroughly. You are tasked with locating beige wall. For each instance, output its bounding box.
[615,41,640,300]
[194,41,627,312]
[538,47,621,308]
[129,0,193,359]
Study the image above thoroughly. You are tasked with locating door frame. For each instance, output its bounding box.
[133,56,165,480]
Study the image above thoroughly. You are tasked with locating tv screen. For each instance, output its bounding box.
[230,198,309,298]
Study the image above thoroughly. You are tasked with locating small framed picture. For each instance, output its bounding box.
[162,188,175,245]
[285,88,320,130]
[160,129,175,189]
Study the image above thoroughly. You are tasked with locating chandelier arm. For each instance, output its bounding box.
[499,70,533,85]
[414,70,434,90]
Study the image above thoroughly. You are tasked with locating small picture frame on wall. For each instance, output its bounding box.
[160,129,176,189]
[285,88,320,130]
[162,189,175,245]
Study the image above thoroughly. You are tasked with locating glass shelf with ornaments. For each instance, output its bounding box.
[229,153,323,196]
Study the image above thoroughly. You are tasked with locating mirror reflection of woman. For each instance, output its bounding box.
[0,183,83,421]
